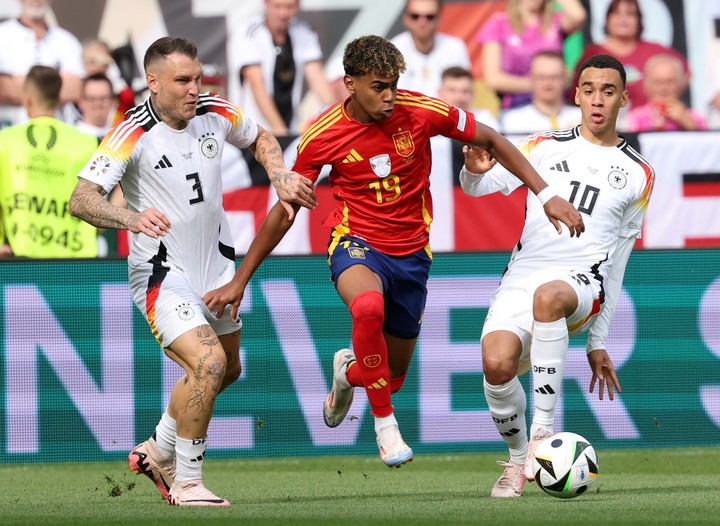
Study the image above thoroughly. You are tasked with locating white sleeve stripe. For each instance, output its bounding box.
[197,99,240,117]
[106,113,152,151]
[105,106,150,146]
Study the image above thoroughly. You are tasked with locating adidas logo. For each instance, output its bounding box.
[500,428,521,437]
[342,149,364,163]
[154,154,173,169]
[534,384,556,395]
[549,160,570,172]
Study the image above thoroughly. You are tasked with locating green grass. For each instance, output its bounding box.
[2,447,718,526]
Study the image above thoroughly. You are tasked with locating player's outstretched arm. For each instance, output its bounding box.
[250,125,317,221]
[470,122,585,237]
[69,178,171,237]
[203,200,297,321]
[585,234,635,400]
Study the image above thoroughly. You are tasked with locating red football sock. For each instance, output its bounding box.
[345,361,362,387]
[349,290,392,417]
[347,365,404,393]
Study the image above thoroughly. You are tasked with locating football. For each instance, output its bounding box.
[531,432,598,499]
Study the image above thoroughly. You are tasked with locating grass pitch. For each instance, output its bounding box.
[1,447,718,526]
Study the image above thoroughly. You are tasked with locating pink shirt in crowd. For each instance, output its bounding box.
[625,102,708,132]
[477,12,564,109]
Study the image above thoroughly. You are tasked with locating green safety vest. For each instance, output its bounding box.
[0,116,99,258]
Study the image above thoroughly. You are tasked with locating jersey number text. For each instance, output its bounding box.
[369,174,401,204]
[186,172,205,205]
[569,181,600,215]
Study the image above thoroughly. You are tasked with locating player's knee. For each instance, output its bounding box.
[482,350,516,384]
[349,290,384,328]
[196,353,227,394]
[533,285,566,320]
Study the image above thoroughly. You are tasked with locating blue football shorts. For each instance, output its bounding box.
[327,235,431,339]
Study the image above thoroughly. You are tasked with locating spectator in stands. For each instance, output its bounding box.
[0,65,98,258]
[202,64,252,193]
[430,65,499,252]
[390,0,471,97]
[501,50,581,134]
[477,0,586,110]
[0,0,84,129]
[82,39,114,76]
[75,73,116,141]
[75,72,120,257]
[437,66,498,129]
[234,0,335,136]
[574,0,689,111]
[625,54,707,132]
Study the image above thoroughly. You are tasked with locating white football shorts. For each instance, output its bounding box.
[481,269,602,366]
[129,263,241,348]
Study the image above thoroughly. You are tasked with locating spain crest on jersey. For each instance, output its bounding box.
[369,154,391,178]
[392,130,415,157]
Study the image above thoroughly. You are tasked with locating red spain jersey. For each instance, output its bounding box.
[293,89,476,256]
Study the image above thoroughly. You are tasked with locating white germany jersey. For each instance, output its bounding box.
[469,126,654,298]
[78,93,259,294]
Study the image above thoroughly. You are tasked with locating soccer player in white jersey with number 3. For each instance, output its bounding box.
[70,37,316,506]
[460,54,654,498]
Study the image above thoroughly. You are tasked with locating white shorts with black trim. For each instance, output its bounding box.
[481,269,602,373]
[129,262,241,348]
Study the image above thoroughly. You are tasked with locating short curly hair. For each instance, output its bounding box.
[343,35,406,78]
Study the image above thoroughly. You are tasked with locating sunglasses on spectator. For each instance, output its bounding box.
[407,13,437,21]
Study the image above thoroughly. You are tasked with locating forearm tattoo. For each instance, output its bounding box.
[70,180,133,230]
[253,128,290,187]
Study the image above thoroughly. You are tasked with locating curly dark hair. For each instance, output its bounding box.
[577,54,627,88]
[343,35,406,78]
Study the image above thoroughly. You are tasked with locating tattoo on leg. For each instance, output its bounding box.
[185,384,207,414]
[207,359,225,393]
[195,325,214,338]
[195,349,213,381]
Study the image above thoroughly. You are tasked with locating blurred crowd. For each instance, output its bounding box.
[0,0,716,258]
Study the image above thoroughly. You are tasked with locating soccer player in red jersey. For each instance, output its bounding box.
[203,35,584,467]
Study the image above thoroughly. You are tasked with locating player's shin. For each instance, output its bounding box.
[349,290,392,417]
[484,376,528,464]
[530,319,569,432]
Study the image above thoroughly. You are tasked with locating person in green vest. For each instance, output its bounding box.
[0,65,98,258]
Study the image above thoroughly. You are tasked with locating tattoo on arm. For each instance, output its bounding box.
[253,126,289,186]
[70,179,134,230]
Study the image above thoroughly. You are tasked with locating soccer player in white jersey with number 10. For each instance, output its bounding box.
[70,37,317,506]
[460,54,654,498]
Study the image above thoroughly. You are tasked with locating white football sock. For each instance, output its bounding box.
[175,436,206,481]
[530,319,569,430]
[484,376,528,464]
[154,410,176,459]
[374,412,398,433]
